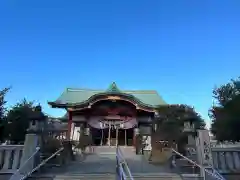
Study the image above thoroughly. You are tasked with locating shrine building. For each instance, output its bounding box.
[48,82,166,147]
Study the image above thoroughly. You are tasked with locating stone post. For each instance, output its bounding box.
[134,128,140,153]
[84,127,91,152]
[19,134,39,175]
[107,122,111,146]
[196,130,213,178]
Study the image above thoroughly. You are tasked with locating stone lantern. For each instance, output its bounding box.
[183,115,196,147]
[182,113,195,133]
[183,121,195,132]
[28,105,47,133]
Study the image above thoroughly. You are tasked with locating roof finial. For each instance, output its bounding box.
[106,82,121,92]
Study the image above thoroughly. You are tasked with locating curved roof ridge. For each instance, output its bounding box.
[124,90,157,94]
[66,87,158,93]
[66,88,102,92]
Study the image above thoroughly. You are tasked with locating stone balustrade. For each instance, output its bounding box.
[212,147,240,174]
[0,145,24,173]
[211,141,240,148]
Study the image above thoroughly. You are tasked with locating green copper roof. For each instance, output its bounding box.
[51,82,167,107]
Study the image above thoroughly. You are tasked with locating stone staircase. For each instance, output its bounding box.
[175,151,200,175]
[120,146,175,174]
[54,174,116,180]
[40,146,183,180]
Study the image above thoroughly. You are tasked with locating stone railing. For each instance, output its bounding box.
[212,147,240,174]
[0,145,24,173]
[211,141,240,148]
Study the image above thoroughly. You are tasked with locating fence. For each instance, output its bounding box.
[0,145,24,173]
[211,141,240,148]
[212,147,240,174]
[9,147,40,180]
[172,148,225,180]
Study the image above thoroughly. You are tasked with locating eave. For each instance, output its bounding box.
[48,99,157,113]
[48,101,69,108]
[48,89,166,114]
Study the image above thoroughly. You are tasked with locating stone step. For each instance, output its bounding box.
[54,174,115,180]
[54,173,182,180]
[132,173,182,179]
[93,146,116,153]
[175,158,200,174]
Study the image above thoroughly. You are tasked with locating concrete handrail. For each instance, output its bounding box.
[20,147,64,180]
[9,147,40,180]
[172,148,225,180]
[116,146,134,180]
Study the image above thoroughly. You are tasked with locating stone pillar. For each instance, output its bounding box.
[19,134,39,175]
[107,122,111,146]
[133,128,139,147]
[79,123,84,138]
[67,111,73,140]
[196,130,213,178]
[99,122,104,146]
[75,123,83,142]
[116,127,119,146]
[84,127,91,152]
[125,129,127,146]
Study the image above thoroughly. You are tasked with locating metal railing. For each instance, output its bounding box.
[172,148,226,180]
[116,146,134,180]
[20,147,64,180]
[10,146,64,180]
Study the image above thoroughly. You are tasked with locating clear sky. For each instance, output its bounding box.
[1,0,240,128]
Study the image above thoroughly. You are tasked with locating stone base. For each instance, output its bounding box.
[148,148,172,164]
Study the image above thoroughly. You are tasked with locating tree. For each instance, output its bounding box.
[153,104,205,152]
[210,77,240,141]
[154,104,205,139]
[0,87,10,142]
[5,99,37,144]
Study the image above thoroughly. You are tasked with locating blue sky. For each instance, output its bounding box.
[0,0,240,128]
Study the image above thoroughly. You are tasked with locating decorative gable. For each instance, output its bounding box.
[106,82,121,93]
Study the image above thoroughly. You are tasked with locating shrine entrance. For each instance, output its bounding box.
[91,120,134,146]
[84,100,140,146]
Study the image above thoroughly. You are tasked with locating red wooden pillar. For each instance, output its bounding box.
[67,111,73,140]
